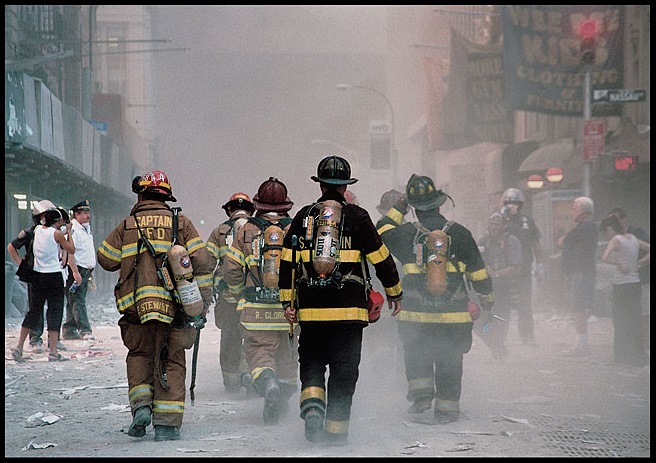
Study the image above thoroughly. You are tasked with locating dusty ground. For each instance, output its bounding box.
[4,291,650,458]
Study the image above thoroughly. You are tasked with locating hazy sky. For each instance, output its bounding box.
[151,6,389,235]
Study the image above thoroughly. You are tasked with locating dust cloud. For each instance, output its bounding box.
[150,6,392,237]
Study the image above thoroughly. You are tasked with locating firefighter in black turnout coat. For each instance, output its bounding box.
[376,174,494,424]
[279,156,403,446]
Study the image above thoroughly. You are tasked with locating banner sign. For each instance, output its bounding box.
[501,5,625,117]
[443,30,513,145]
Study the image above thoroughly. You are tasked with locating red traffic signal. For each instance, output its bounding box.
[578,19,598,65]
[614,154,638,172]
[579,19,598,39]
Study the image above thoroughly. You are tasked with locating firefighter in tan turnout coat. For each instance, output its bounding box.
[97,170,215,442]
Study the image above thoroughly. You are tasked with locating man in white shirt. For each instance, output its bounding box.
[62,200,97,340]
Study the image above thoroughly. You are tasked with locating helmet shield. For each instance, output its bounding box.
[311,156,358,185]
[222,192,255,214]
[253,177,294,213]
[135,170,177,202]
[405,174,448,211]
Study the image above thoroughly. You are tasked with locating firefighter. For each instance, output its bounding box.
[97,170,215,442]
[279,156,403,445]
[376,173,494,424]
[206,192,255,394]
[222,177,297,425]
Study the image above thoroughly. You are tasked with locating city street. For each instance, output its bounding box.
[5,292,650,458]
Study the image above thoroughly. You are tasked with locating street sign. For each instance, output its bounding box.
[583,119,604,161]
[592,89,646,103]
[91,120,108,134]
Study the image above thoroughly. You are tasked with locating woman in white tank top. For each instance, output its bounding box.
[11,206,80,362]
[601,215,650,367]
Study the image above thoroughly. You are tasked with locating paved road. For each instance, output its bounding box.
[4,295,650,457]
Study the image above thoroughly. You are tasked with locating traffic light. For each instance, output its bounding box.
[599,152,639,179]
[579,19,598,65]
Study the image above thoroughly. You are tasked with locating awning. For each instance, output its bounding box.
[519,140,575,173]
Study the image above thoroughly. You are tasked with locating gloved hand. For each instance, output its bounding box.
[532,263,546,281]
[481,311,495,334]
[187,314,207,330]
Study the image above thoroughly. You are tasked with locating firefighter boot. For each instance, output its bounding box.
[127,406,151,437]
[433,410,459,424]
[304,409,326,444]
[261,374,281,425]
[408,398,432,414]
[154,425,180,442]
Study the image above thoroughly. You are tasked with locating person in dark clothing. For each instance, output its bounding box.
[376,174,494,424]
[558,196,598,356]
[279,156,403,446]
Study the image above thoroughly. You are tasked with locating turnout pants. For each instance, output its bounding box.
[119,316,197,428]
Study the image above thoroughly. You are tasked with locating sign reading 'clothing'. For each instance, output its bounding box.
[502,5,625,117]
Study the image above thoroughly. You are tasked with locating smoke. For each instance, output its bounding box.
[150,6,389,237]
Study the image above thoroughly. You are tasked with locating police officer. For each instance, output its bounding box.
[377,174,494,424]
[206,192,255,394]
[222,178,297,425]
[279,156,403,445]
[62,200,96,341]
[97,170,215,442]
[500,188,543,345]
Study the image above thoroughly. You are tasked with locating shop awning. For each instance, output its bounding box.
[519,140,576,173]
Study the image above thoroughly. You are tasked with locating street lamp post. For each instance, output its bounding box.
[336,83,397,182]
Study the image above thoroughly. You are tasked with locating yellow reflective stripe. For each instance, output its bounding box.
[339,249,361,263]
[404,263,423,274]
[385,281,403,297]
[377,223,396,234]
[228,281,244,296]
[128,384,154,402]
[140,312,174,324]
[298,307,368,322]
[240,301,283,309]
[281,247,292,262]
[408,377,434,391]
[279,288,293,301]
[300,386,326,403]
[152,400,184,414]
[435,398,460,413]
[98,241,121,262]
[299,249,312,261]
[195,273,214,288]
[325,419,350,434]
[245,255,258,267]
[398,310,472,323]
[120,242,143,258]
[386,207,405,224]
[225,245,244,265]
[240,322,289,331]
[186,236,207,255]
[467,267,489,281]
[366,245,390,265]
[206,241,220,259]
[252,367,275,381]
